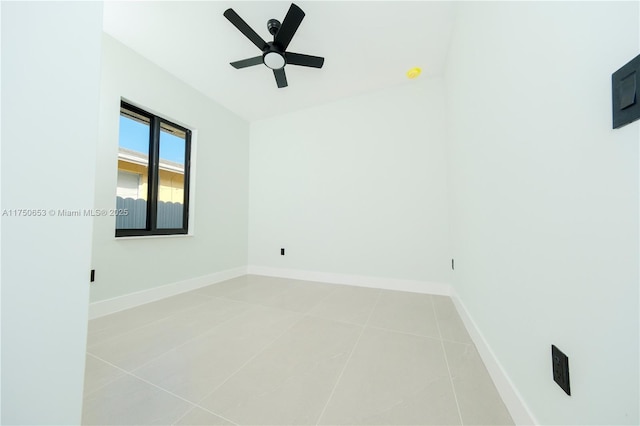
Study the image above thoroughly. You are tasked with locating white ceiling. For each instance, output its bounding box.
[103,1,457,122]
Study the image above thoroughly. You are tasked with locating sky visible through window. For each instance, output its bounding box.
[119,115,185,165]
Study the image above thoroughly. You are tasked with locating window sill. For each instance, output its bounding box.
[114,233,193,241]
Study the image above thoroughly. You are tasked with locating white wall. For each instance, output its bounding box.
[249,79,451,286]
[1,2,103,424]
[1,3,4,419]
[91,35,250,303]
[445,2,639,424]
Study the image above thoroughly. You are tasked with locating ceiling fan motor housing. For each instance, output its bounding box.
[267,19,281,36]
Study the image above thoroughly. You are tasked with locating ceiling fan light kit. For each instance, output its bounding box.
[224,3,325,88]
[263,50,285,70]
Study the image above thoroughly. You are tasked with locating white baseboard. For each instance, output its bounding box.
[88,266,247,319]
[450,290,537,426]
[247,265,451,296]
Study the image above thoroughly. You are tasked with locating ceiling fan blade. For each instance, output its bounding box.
[230,56,263,69]
[285,52,324,68]
[274,3,305,51]
[273,68,288,88]
[224,8,268,51]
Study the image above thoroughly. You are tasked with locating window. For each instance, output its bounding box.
[116,101,191,237]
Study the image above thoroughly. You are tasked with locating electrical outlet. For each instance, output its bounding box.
[281,248,285,256]
[552,345,571,395]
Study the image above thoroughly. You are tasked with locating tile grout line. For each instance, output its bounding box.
[217,276,343,317]
[84,280,339,419]
[82,352,128,397]
[314,288,383,425]
[189,309,307,410]
[171,405,198,426]
[83,301,256,398]
[85,301,300,400]
[170,402,239,426]
[302,300,473,346]
[431,296,465,426]
[299,282,345,314]
[217,294,316,315]
[84,352,135,398]
[366,323,472,346]
[89,301,253,381]
[87,295,218,349]
[85,353,240,426]
[182,277,349,413]
[126,302,258,374]
[88,279,284,348]
[171,405,196,426]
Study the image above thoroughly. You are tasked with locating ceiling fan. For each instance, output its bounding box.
[223,3,325,88]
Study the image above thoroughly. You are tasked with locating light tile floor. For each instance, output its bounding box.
[83,275,514,425]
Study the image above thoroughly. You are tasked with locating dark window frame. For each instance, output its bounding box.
[116,101,192,237]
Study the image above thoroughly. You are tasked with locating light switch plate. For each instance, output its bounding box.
[612,54,640,129]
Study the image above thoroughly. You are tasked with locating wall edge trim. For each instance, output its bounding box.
[450,289,538,426]
[247,265,452,295]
